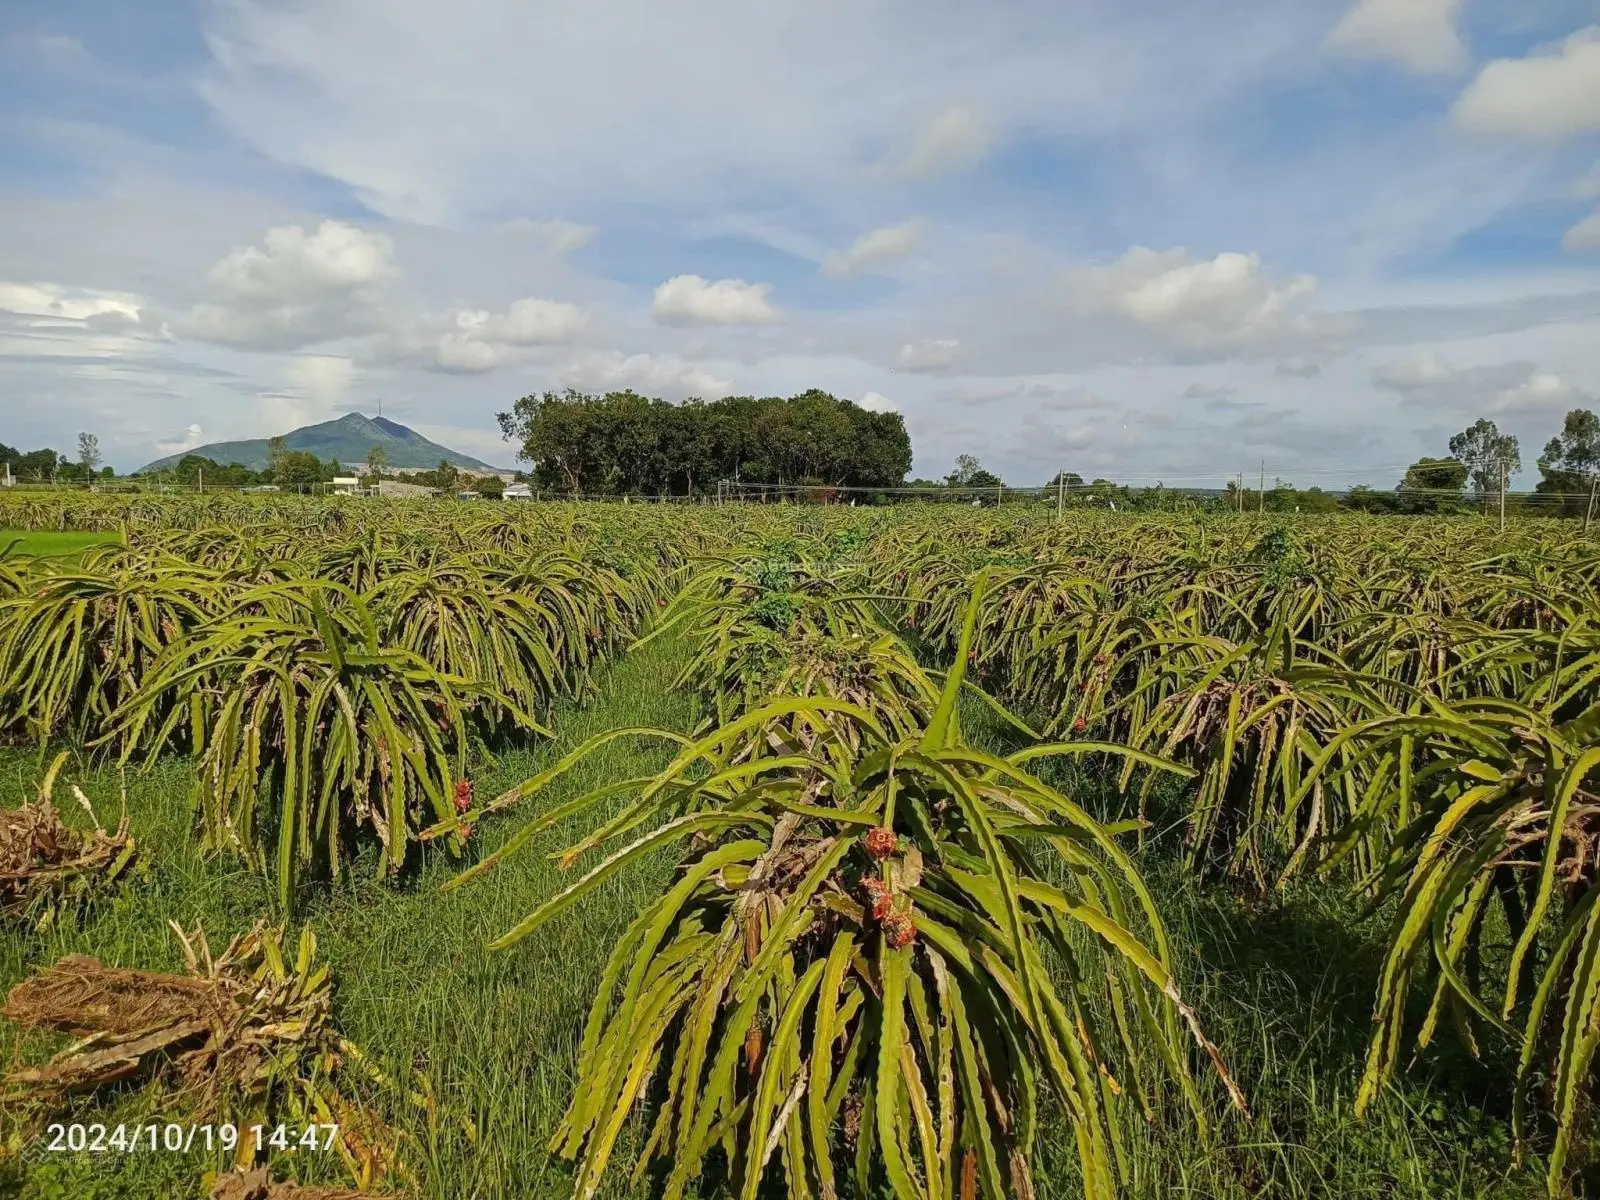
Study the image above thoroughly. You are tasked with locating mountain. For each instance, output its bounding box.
[138,413,506,474]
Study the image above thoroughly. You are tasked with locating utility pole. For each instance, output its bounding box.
[1585,474,1598,533]
[1499,458,1507,533]
[198,467,203,496]
[1236,472,1243,513]
[1057,471,1065,521]
[1258,460,1265,515]
[996,481,1003,508]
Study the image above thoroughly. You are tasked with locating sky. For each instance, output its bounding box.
[1,0,1599,485]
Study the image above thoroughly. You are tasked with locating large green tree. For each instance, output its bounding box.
[1535,408,1600,514]
[270,450,329,488]
[496,388,912,497]
[1448,418,1519,498]
[171,455,260,487]
[1395,456,1469,514]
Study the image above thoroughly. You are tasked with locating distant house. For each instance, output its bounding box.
[331,476,362,496]
[503,483,534,500]
[457,490,481,501]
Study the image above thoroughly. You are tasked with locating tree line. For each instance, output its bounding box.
[1353,410,1600,515]
[150,442,506,495]
[145,438,343,489]
[0,433,106,484]
[928,411,1600,516]
[12,403,1599,513]
[496,388,912,497]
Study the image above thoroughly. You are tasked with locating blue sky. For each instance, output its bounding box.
[1,0,1598,483]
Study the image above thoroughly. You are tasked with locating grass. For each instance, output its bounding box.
[0,633,698,1199]
[0,530,122,560]
[0,643,1542,1198]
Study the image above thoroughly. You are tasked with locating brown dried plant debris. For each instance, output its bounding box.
[208,1167,397,1200]
[0,921,409,1188]
[0,921,331,1113]
[0,752,135,925]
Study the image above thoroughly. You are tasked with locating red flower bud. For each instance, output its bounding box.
[1072,717,1087,733]
[860,875,893,920]
[883,913,917,949]
[864,826,898,859]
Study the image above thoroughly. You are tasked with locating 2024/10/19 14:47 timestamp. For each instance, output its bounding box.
[44,1123,339,1154]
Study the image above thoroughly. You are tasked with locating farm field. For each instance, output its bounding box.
[0,530,123,560]
[0,494,1592,1199]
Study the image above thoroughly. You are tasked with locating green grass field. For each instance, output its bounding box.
[0,635,1536,1199]
[0,530,122,559]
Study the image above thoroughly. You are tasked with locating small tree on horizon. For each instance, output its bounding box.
[77,432,102,480]
[945,454,1003,490]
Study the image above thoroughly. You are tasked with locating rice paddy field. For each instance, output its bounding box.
[0,491,1595,1199]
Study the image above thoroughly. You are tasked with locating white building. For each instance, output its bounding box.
[503,483,534,500]
[331,476,362,496]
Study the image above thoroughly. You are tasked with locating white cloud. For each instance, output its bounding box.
[0,281,144,324]
[1062,246,1323,355]
[9,33,87,58]
[894,107,989,180]
[895,338,960,372]
[181,219,588,368]
[462,298,588,346]
[432,337,503,373]
[393,298,590,373]
[287,355,354,405]
[1181,383,1239,402]
[1275,357,1322,377]
[499,217,598,255]
[1563,211,1600,253]
[1374,352,1590,415]
[821,221,923,277]
[205,219,395,302]
[182,219,398,349]
[1452,26,1600,138]
[155,423,207,455]
[189,0,1298,228]
[1575,162,1600,201]
[859,390,899,412]
[941,379,1110,410]
[1493,371,1587,414]
[1324,0,1465,75]
[558,350,735,399]
[651,275,780,326]
[1373,349,1456,390]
